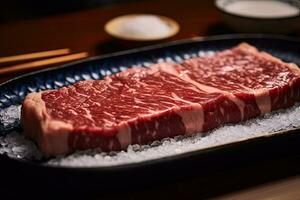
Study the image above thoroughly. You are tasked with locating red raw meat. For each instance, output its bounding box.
[21,43,300,156]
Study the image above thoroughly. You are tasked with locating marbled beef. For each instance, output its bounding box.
[21,43,300,156]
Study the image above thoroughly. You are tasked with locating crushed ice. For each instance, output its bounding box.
[0,104,300,167]
[0,131,42,160]
[0,105,21,130]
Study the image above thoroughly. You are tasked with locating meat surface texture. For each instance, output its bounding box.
[21,43,300,156]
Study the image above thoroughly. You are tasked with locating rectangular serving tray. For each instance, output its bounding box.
[0,34,300,189]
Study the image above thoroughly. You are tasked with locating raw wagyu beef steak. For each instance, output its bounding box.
[21,43,300,156]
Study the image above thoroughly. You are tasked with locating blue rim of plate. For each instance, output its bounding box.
[1,34,300,90]
[1,34,300,171]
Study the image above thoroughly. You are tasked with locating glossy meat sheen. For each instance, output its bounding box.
[182,48,295,91]
[21,43,300,156]
[178,43,300,119]
[42,67,215,130]
[42,66,240,152]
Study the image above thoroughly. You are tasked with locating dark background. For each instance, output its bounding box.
[1,0,300,199]
[0,0,133,22]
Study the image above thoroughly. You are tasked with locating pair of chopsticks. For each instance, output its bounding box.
[0,49,89,75]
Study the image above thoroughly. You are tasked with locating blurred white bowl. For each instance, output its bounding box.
[104,14,179,41]
[215,0,300,33]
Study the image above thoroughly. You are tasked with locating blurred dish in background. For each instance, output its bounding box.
[215,0,300,33]
[104,14,179,41]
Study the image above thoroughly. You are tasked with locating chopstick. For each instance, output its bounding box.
[0,48,71,64]
[0,52,89,75]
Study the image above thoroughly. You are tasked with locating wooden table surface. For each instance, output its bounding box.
[0,0,300,199]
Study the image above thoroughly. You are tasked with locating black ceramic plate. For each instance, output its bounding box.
[1,35,300,187]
